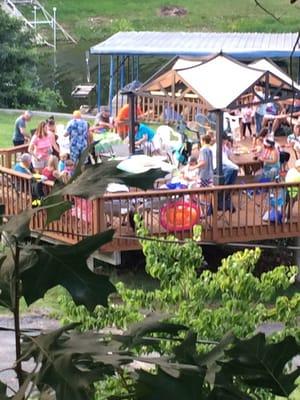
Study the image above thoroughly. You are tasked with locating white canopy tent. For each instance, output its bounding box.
[249,58,300,92]
[140,53,300,110]
[137,53,300,184]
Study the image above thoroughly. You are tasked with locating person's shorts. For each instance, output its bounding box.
[13,140,25,146]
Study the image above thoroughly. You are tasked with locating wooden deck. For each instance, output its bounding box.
[1,165,300,252]
[1,142,300,252]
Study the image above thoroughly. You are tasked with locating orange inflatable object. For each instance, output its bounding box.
[160,200,200,232]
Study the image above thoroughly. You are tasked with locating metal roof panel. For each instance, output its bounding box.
[90,31,300,58]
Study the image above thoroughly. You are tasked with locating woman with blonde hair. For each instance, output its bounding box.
[29,121,53,173]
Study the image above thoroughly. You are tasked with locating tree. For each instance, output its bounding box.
[0,9,63,110]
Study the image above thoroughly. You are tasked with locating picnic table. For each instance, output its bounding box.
[231,149,263,175]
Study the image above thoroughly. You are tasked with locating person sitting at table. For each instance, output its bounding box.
[14,153,45,201]
[14,153,33,175]
[134,122,161,155]
[260,138,280,181]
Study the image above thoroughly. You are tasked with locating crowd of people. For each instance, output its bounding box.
[12,111,82,183]
[10,98,300,219]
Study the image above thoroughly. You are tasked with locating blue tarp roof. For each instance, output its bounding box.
[90,31,300,58]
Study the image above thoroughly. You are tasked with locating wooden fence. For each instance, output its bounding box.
[0,144,29,169]
[1,166,300,251]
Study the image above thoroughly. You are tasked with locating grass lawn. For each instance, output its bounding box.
[28,0,300,41]
[0,111,71,148]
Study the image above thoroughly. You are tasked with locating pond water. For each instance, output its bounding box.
[39,41,168,112]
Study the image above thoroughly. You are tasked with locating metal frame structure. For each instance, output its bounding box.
[90,31,300,112]
[90,31,300,184]
[1,0,76,48]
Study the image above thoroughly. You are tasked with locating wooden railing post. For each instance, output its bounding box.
[5,152,11,169]
[93,197,106,234]
[212,190,219,242]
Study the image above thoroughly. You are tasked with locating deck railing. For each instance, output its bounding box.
[137,92,254,124]
[1,166,300,251]
[137,93,206,123]
[0,144,29,169]
[101,181,300,250]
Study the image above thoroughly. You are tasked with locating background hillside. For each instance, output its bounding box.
[43,0,300,42]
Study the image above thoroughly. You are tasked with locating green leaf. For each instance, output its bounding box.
[207,385,251,399]
[173,331,200,365]
[21,325,132,400]
[20,230,116,311]
[0,209,35,241]
[135,366,206,400]
[43,200,73,225]
[0,248,37,311]
[0,380,9,400]
[0,255,10,309]
[200,331,235,385]
[48,158,168,200]
[0,280,11,309]
[219,333,300,397]
[114,313,188,347]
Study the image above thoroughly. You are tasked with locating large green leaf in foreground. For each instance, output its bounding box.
[20,230,116,311]
[219,333,300,397]
[135,366,206,400]
[49,158,168,199]
[21,324,132,400]
[0,380,9,400]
